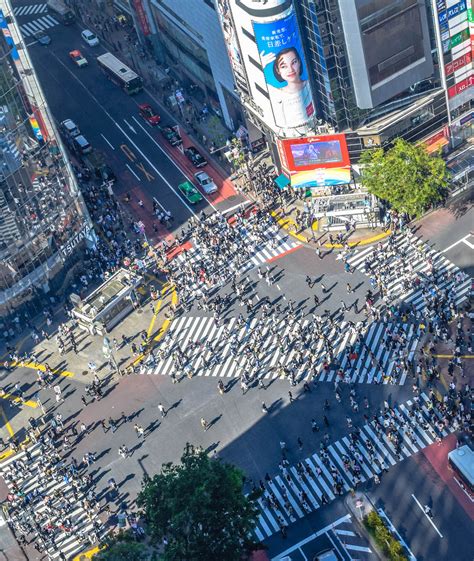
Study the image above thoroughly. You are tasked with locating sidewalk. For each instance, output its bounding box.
[74,1,235,179]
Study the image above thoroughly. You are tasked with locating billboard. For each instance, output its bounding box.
[253,10,315,131]
[277,135,351,188]
[217,0,247,82]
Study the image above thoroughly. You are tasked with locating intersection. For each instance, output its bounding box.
[0,2,472,561]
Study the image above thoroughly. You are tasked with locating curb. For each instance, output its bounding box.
[270,210,391,248]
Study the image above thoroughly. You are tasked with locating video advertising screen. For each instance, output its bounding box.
[290,139,343,168]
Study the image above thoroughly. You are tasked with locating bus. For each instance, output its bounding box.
[96,53,143,95]
[47,0,75,24]
[448,445,474,496]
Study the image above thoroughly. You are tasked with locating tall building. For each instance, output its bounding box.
[124,0,243,131]
[0,1,94,316]
[218,0,461,172]
[430,0,473,147]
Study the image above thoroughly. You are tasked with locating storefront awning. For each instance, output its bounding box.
[274,174,291,189]
[425,137,449,154]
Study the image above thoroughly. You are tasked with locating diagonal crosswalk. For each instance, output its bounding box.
[20,15,59,37]
[0,444,101,560]
[346,231,471,310]
[13,3,48,16]
[252,393,456,541]
[143,315,420,384]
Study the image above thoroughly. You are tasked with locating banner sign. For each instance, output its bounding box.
[253,9,315,131]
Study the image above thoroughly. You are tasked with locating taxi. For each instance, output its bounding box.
[69,50,88,67]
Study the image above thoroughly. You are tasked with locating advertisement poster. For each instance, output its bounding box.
[278,135,351,188]
[217,0,246,81]
[253,11,315,131]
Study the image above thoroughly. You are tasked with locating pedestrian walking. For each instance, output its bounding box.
[262,402,268,413]
[297,437,303,451]
[158,403,167,418]
[288,391,295,403]
[134,424,145,438]
[118,445,129,459]
[200,417,209,431]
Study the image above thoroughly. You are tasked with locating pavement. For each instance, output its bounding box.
[1,3,472,561]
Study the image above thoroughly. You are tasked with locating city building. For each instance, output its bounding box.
[0,1,94,318]
[125,0,243,131]
[430,0,473,148]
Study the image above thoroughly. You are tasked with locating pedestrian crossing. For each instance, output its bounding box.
[20,14,59,37]
[13,3,47,16]
[143,315,419,384]
[253,393,456,541]
[172,229,300,280]
[0,444,101,560]
[346,231,471,311]
[328,517,377,561]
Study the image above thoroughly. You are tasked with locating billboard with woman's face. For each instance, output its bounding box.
[253,10,315,132]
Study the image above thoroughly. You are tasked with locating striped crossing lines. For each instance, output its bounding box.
[19,14,59,37]
[253,393,455,541]
[13,3,47,16]
[346,231,471,310]
[143,315,420,384]
[0,445,102,559]
[172,230,300,277]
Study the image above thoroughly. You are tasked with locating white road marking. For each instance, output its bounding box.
[221,200,252,215]
[123,119,137,134]
[152,196,166,212]
[45,52,199,220]
[442,234,473,253]
[131,116,219,213]
[126,163,141,181]
[411,494,443,538]
[100,133,115,149]
[345,544,372,552]
[271,514,352,560]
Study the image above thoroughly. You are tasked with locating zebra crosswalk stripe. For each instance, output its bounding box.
[146,315,419,384]
[13,4,48,16]
[0,444,102,559]
[346,231,470,310]
[254,393,455,539]
[20,15,59,36]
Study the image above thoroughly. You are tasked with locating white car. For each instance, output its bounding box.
[81,29,99,47]
[194,171,217,194]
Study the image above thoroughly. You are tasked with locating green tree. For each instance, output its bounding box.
[92,538,149,561]
[137,444,260,561]
[360,138,449,217]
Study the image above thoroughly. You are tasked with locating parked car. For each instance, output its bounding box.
[61,119,80,139]
[33,30,51,45]
[178,181,203,204]
[139,103,160,126]
[194,171,217,194]
[69,49,88,67]
[185,146,207,168]
[81,29,99,47]
[72,135,92,155]
[160,124,182,146]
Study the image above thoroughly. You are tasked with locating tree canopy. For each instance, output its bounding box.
[137,444,260,561]
[360,138,449,217]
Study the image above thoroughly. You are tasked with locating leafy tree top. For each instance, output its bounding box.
[360,138,449,217]
[137,444,260,561]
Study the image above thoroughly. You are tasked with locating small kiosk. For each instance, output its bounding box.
[72,268,142,335]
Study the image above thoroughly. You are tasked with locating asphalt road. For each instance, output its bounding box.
[3,5,473,561]
[24,14,245,240]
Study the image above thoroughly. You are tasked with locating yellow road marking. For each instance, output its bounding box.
[271,210,391,247]
[147,298,163,338]
[9,361,75,377]
[433,354,474,359]
[131,286,178,367]
[73,545,102,560]
[0,391,38,408]
[0,406,14,438]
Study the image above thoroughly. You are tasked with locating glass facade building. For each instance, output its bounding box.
[0,1,92,317]
[294,0,451,160]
